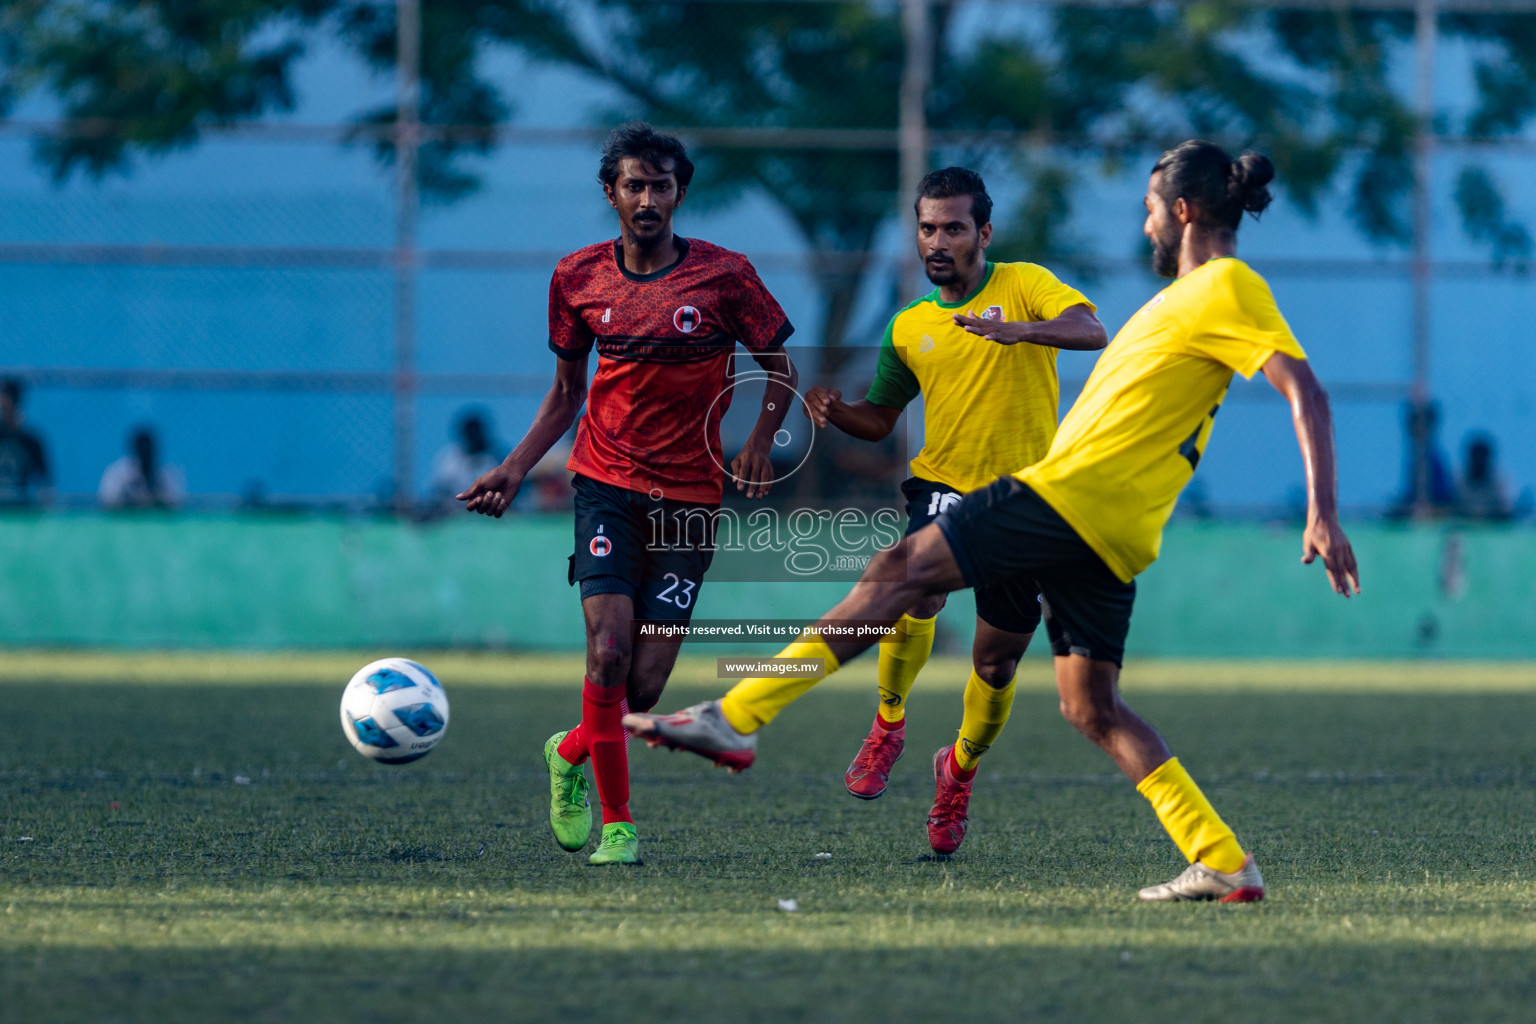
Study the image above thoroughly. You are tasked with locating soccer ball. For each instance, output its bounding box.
[339,657,450,764]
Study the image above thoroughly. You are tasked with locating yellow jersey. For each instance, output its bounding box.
[1020,257,1306,581]
[864,261,1094,493]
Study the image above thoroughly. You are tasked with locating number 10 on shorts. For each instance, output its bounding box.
[927,491,961,517]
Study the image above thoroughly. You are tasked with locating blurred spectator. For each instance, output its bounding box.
[100,426,185,509]
[0,378,51,507]
[831,431,904,506]
[527,441,576,512]
[429,409,501,507]
[800,430,904,508]
[1174,477,1213,520]
[241,478,269,510]
[1390,400,1456,519]
[1456,432,1513,521]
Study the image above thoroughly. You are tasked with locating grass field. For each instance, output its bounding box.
[3,653,1535,1023]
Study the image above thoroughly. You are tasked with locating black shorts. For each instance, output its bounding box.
[902,476,1043,637]
[934,475,1135,666]
[569,474,716,623]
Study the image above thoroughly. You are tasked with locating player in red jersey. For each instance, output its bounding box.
[458,123,798,865]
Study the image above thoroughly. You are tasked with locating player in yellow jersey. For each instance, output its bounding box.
[629,140,1360,902]
[799,167,1106,853]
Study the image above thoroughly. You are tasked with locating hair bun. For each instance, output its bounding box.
[1230,152,1275,215]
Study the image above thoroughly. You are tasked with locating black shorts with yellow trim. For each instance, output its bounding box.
[569,473,716,623]
[903,475,1043,638]
[934,475,1135,666]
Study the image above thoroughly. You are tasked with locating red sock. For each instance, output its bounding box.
[948,746,977,783]
[562,705,633,765]
[556,723,588,765]
[582,678,633,825]
[874,711,904,732]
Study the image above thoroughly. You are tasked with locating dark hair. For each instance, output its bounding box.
[915,166,992,228]
[1466,432,1495,476]
[1151,141,1274,231]
[0,377,20,404]
[598,122,694,189]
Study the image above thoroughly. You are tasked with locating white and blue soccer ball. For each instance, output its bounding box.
[340,657,450,764]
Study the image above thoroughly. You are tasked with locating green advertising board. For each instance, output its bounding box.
[1,512,1531,657]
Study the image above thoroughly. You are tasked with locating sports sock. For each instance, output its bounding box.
[1136,756,1246,874]
[946,746,977,783]
[719,634,842,734]
[953,669,1015,772]
[876,613,936,724]
[555,723,588,766]
[582,678,633,825]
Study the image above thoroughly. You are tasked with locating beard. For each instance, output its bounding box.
[629,212,666,249]
[925,245,979,285]
[1151,227,1181,278]
[924,257,959,285]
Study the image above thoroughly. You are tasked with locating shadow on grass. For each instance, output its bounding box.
[5,939,1535,1024]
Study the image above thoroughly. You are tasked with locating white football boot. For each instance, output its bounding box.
[1137,854,1265,902]
[623,700,758,772]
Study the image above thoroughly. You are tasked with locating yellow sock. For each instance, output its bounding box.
[953,670,1015,771]
[876,613,936,724]
[1136,757,1247,874]
[719,635,842,734]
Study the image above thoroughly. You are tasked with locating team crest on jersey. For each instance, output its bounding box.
[981,305,1005,322]
[919,334,936,353]
[590,535,612,557]
[673,306,701,333]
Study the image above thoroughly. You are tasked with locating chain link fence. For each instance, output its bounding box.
[1,0,1532,518]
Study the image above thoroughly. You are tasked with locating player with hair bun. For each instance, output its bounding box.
[630,140,1360,902]
[1149,140,1275,276]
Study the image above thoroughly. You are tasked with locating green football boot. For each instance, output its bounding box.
[543,731,593,852]
[588,822,641,866]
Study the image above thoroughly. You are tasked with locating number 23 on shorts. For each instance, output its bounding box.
[657,573,696,608]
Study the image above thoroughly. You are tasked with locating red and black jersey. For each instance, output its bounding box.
[548,237,793,504]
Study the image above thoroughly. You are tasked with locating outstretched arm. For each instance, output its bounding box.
[457,354,588,518]
[731,348,800,499]
[800,387,903,441]
[952,303,1107,351]
[1261,352,1361,597]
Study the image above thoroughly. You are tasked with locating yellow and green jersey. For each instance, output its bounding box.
[1020,257,1307,582]
[864,261,1094,494]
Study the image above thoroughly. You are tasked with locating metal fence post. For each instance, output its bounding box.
[898,0,932,301]
[393,0,422,515]
[1410,0,1438,518]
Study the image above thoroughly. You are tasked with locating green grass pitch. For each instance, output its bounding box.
[2,652,1535,1022]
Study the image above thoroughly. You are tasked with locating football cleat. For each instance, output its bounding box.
[1137,854,1266,902]
[926,745,973,854]
[845,717,905,799]
[588,822,641,866]
[543,731,593,852]
[623,700,758,773]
